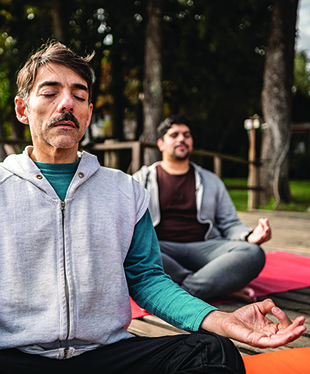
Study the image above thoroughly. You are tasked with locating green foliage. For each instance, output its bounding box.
[294,50,310,96]
[0,0,146,138]
[160,0,272,158]
[223,178,310,212]
[0,0,272,150]
[0,0,54,136]
[223,178,249,211]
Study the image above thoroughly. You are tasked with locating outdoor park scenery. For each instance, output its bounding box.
[1,0,310,212]
[2,0,310,363]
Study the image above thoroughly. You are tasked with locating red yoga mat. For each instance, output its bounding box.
[131,251,310,319]
[249,250,310,296]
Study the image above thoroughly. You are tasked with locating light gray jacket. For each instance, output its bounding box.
[133,162,252,241]
[0,147,149,358]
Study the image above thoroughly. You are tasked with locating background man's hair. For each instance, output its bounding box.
[16,41,94,105]
[157,114,192,139]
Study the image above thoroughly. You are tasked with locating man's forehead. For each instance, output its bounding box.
[166,124,191,134]
[32,62,88,90]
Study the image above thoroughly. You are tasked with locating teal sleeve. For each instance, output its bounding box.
[124,210,218,332]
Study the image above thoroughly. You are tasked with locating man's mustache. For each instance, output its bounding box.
[175,142,189,150]
[47,112,80,129]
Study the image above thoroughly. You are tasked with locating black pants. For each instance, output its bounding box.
[0,332,245,374]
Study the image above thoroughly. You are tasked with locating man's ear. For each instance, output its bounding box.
[15,96,29,124]
[86,103,93,128]
[157,138,164,152]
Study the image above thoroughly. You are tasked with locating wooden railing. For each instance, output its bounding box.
[0,137,261,209]
[82,140,262,210]
[0,138,32,160]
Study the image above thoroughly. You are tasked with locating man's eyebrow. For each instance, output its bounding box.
[168,130,191,135]
[73,83,88,92]
[37,81,88,92]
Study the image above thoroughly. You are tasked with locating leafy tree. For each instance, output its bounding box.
[294,50,310,96]
[0,0,52,139]
[51,0,146,140]
[160,0,271,161]
[2,0,298,192]
[0,0,146,142]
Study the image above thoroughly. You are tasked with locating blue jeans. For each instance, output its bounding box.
[160,239,265,301]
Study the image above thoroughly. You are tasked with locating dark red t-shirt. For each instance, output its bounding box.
[155,164,208,243]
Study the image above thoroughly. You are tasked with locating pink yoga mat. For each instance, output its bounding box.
[131,251,310,319]
[249,251,310,296]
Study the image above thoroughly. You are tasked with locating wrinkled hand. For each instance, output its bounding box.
[201,299,306,349]
[247,218,271,244]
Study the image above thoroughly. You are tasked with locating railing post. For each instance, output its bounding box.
[131,141,142,174]
[247,127,260,210]
[103,139,120,169]
[213,155,222,178]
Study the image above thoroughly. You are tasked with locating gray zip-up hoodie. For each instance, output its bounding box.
[0,147,149,358]
[133,162,252,241]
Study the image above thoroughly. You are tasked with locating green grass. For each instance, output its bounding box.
[223,178,310,212]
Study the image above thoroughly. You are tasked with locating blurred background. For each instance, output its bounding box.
[0,0,310,210]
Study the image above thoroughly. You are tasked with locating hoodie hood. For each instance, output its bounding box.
[0,146,100,200]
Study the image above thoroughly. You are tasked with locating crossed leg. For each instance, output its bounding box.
[160,239,265,303]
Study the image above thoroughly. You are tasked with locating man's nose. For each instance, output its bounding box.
[57,93,75,113]
[177,133,186,142]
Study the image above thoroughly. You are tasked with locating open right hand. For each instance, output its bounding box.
[201,299,306,349]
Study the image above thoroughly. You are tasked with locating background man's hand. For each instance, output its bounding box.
[247,218,271,244]
[201,299,306,348]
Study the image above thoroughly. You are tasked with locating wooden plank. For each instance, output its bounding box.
[266,291,310,306]
[128,319,186,337]
[261,295,310,312]
[294,287,310,295]
[3,144,17,155]
[91,141,140,151]
[141,315,189,335]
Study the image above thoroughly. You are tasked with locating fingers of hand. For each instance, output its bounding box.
[259,218,269,227]
[279,316,306,334]
[254,331,301,348]
[271,306,292,328]
[249,317,306,348]
[231,300,306,348]
[268,322,306,347]
[258,218,271,238]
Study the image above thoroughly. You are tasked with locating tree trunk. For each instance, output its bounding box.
[141,0,163,165]
[260,0,298,206]
[52,0,69,45]
[110,47,126,141]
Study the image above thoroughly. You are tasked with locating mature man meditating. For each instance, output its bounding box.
[0,42,305,374]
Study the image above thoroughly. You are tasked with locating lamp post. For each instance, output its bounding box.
[244,115,260,210]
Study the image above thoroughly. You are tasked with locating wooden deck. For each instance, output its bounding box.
[128,210,310,356]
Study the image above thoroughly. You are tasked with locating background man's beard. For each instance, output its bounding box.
[172,150,191,160]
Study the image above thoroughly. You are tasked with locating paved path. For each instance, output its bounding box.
[237,210,310,257]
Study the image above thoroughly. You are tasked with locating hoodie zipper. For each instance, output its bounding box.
[61,201,70,341]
